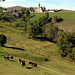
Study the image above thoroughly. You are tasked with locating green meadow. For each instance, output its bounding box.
[0,11,75,75]
[31,11,75,32]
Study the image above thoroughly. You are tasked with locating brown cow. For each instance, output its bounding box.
[4,54,9,60]
[18,58,25,66]
[28,61,37,67]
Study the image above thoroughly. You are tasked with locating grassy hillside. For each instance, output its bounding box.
[0,18,75,75]
[55,12,75,32]
[7,6,24,11]
[31,11,75,32]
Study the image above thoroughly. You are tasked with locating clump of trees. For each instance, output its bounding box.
[69,47,75,61]
[0,13,11,22]
[44,23,58,42]
[57,31,75,60]
[26,12,49,38]
[0,34,7,47]
[26,13,63,40]
[21,9,30,31]
[52,14,63,23]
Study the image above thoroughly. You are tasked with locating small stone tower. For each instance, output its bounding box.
[38,3,40,8]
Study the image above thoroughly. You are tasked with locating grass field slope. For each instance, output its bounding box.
[0,11,75,75]
[31,10,75,32]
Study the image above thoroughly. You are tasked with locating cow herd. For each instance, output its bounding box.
[4,54,13,60]
[4,54,37,68]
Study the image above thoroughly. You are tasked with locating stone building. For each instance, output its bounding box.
[30,3,46,13]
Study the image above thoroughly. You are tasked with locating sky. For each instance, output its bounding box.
[0,0,75,11]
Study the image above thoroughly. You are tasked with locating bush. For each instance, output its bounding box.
[43,58,49,61]
[69,47,75,61]
[52,14,63,23]
[14,22,24,28]
[44,23,58,42]
[0,34,7,46]
[57,31,72,56]
[52,14,58,23]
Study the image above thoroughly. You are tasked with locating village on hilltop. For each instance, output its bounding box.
[27,3,61,13]
[0,3,62,18]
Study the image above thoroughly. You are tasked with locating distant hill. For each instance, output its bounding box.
[7,6,25,11]
[0,6,4,9]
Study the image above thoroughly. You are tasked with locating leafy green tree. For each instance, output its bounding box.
[57,31,72,56]
[45,12,49,20]
[52,14,63,23]
[20,8,26,14]
[0,34,6,46]
[44,23,58,41]
[14,9,17,12]
[28,20,39,37]
[69,47,75,61]
[26,10,30,17]
[23,14,30,31]
[52,14,58,23]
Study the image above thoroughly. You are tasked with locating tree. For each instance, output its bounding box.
[44,23,58,41]
[28,20,39,37]
[57,31,72,56]
[45,12,49,20]
[37,13,49,33]
[69,47,75,61]
[0,34,7,46]
[52,14,63,23]
[26,10,30,17]
[14,9,17,13]
[52,14,58,23]
[20,8,26,14]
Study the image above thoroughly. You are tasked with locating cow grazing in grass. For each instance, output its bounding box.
[4,54,9,60]
[18,58,25,66]
[28,61,37,67]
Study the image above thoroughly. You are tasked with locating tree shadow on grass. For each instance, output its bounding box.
[33,37,50,42]
[30,15,35,18]
[5,46,25,51]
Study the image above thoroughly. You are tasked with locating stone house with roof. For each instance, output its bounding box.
[29,3,46,13]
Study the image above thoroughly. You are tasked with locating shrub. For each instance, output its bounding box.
[52,14,63,23]
[43,58,49,61]
[57,31,72,56]
[0,34,7,46]
[14,22,24,28]
[69,47,75,61]
[52,14,58,23]
[44,23,58,42]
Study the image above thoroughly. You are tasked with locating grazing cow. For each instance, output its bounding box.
[10,56,13,59]
[28,61,37,67]
[18,58,25,66]
[4,54,9,60]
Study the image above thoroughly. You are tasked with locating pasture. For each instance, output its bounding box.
[0,11,75,75]
[31,10,75,32]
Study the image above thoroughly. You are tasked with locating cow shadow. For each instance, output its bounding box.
[5,46,25,51]
[9,60,15,62]
[26,67,33,70]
